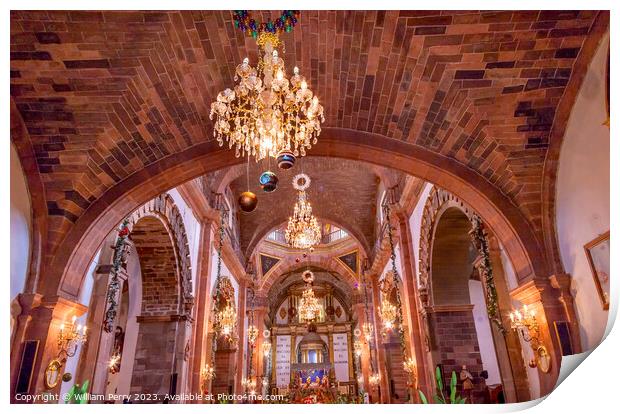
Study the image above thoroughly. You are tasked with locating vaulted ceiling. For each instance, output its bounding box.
[227,157,384,256]
[10,10,603,258]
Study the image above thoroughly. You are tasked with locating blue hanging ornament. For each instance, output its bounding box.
[276,148,296,170]
[259,170,278,192]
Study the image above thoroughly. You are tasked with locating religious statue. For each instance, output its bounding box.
[460,365,474,401]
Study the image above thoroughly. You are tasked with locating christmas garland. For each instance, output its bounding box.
[103,220,130,333]
[383,202,408,356]
[470,215,505,333]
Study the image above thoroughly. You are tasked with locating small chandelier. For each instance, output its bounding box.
[403,357,416,374]
[248,325,259,346]
[285,173,321,249]
[369,372,381,387]
[298,270,321,323]
[217,300,237,337]
[210,27,324,162]
[353,340,363,358]
[108,353,121,374]
[262,341,272,357]
[363,322,374,342]
[201,364,216,381]
[380,300,397,330]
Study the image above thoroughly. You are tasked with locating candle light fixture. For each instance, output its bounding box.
[57,315,87,358]
[509,304,551,372]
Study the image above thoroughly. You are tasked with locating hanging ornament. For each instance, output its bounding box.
[276,148,296,169]
[285,173,321,249]
[259,170,279,192]
[238,191,258,212]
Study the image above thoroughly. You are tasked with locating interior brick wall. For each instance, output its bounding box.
[429,309,485,403]
[131,216,180,316]
[130,320,178,397]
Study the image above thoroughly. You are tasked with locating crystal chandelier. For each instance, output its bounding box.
[353,340,363,358]
[262,341,272,357]
[210,30,324,162]
[201,363,216,381]
[380,300,397,330]
[369,372,381,387]
[299,286,321,323]
[247,325,259,346]
[217,300,237,337]
[363,322,374,342]
[403,357,416,374]
[285,173,321,249]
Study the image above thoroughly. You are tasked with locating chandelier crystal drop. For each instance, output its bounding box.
[299,286,321,323]
[210,34,324,162]
[217,301,237,337]
[285,174,321,249]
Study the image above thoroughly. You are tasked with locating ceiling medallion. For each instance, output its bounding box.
[210,11,324,163]
[285,173,321,249]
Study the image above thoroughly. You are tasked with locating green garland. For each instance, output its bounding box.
[383,201,408,357]
[470,215,505,333]
[103,219,130,333]
[210,205,228,372]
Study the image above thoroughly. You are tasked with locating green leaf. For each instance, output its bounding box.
[435,367,443,391]
[418,390,428,404]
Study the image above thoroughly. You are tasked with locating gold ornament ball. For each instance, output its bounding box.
[238,191,258,213]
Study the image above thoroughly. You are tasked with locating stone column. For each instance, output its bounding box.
[346,327,354,381]
[510,277,569,397]
[234,280,247,394]
[76,265,129,395]
[484,238,532,402]
[351,303,370,392]
[11,295,88,400]
[370,277,390,403]
[394,212,430,399]
[189,221,214,397]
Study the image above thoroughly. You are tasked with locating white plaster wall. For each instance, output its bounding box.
[408,183,433,288]
[10,143,31,300]
[167,189,201,294]
[115,243,142,398]
[468,280,501,385]
[555,32,610,350]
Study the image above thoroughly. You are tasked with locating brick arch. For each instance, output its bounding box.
[418,187,476,306]
[48,131,546,302]
[125,193,194,315]
[249,217,369,262]
[259,254,358,293]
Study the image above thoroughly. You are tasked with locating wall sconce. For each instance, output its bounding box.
[58,315,87,358]
[509,304,551,373]
[353,340,363,358]
[262,341,272,357]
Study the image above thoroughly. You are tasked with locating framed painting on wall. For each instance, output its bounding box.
[584,231,610,310]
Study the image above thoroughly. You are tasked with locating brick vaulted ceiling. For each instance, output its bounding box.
[10,10,601,257]
[228,157,381,255]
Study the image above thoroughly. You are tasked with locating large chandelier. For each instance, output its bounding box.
[217,300,237,337]
[210,25,324,162]
[285,173,321,249]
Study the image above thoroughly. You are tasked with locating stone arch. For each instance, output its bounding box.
[121,194,194,397]
[418,187,476,307]
[125,193,194,316]
[49,131,547,303]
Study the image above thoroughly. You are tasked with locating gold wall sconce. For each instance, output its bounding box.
[57,316,87,358]
[509,305,551,373]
